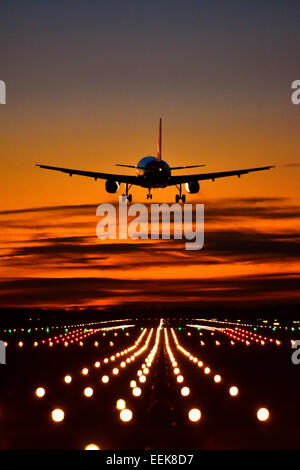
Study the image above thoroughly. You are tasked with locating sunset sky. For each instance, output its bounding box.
[1,1,299,309]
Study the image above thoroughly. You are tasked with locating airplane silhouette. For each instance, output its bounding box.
[37,119,274,203]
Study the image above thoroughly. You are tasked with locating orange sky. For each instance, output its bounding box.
[1,1,300,309]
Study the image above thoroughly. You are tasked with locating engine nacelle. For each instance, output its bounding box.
[185,181,200,194]
[105,180,120,193]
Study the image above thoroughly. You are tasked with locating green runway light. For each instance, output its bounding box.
[8,329,12,334]
[46,328,50,333]
[291,327,295,331]
[65,328,68,333]
[27,329,31,333]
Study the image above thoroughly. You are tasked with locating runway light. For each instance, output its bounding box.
[35,387,45,398]
[82,368,89,375]
[85,443,100,450]
[83,387,94,398]
[116,399,126,410]
[177,375,184,383]
[198,361,203,367]
[64,375,72,384]
[188,408,201,422]
[112,368,119,375]
[229,386,239,397]
[204,367,211,374]
[214,375,221,383]
[257,407,270,422]
[130,380,137,388]
[132,387,142,397]
[18,341,23,348]
[181,386,190,397]
[174,368,180,375]
[51,408,65,423]
[101,375,109,384]
[139,375,146,383]
[120,408,133,422]
[94,361,100,368]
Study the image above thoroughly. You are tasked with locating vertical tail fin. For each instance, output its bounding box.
[157,118,162,161]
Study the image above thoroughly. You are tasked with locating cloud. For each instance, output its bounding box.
[0,273,299,308]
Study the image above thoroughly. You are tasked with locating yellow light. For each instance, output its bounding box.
[35,387,45,398]
[188,408,201,422]
[82,368,89,375]
[177,375,184,383]
[83,387,94,398]
[139,375,146,383]
[101,375,109,384]
[257,407,270,422]
[181,386,190,397]
[214,375,221,383]
[94,361,100,368]
[85,443,100,450]
[204,367,211,374]
[33,342,38,347]
[112,368,119,375]
[64,375,72,384]
[130,380,137,388]
[18,341,23,348]
[120,408,133,422]
[116,399,126,410]
[132,386,142,397]
[229,386,239,397]
[51,408,65,423]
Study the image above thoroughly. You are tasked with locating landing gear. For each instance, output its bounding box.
[122,183,132,203]
[175,184,186,203]
[147,188,152,200]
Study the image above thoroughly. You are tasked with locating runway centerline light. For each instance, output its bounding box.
[35,387,45,398]
[51,408,64,423]
[132,387,142,397]
[257,407,270,422]
[229,386,239,397]
[83,387,94,398]
[116,399,126,410]
[181,386,190,397]
[120,408,133,422]
[85,444,100,450]
[64,375,72,384]
[188,408,201,422]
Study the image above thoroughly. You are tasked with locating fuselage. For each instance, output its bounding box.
[136,156,171,188]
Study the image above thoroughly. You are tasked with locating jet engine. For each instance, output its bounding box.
[105,180,120,193]
[185,181,200,194]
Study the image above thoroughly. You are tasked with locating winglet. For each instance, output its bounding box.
[157,118,162,161]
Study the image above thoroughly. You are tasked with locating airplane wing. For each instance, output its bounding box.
[36,164,139,185]
[167,165,274,186]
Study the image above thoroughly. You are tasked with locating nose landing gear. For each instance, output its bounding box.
[175,184,186,203]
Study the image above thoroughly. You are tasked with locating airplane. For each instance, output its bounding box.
[36,119,274,203]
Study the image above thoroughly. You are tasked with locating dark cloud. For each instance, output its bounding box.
[0,273,299,307]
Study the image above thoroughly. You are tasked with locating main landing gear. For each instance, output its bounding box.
[122,183,132,203]
[175,184,186,203]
